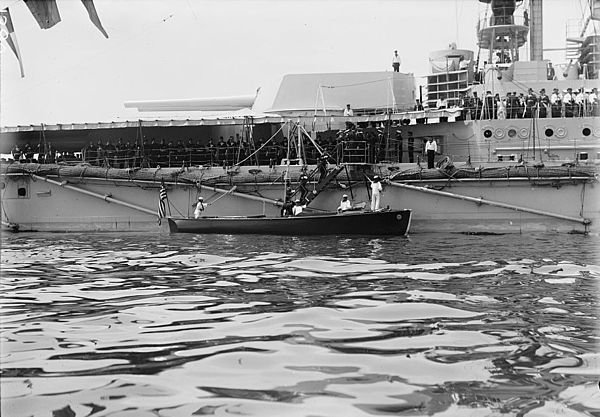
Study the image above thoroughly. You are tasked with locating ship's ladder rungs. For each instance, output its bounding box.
[305,165,345,205]
[289,165,345,205]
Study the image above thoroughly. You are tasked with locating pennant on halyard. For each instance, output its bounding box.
[24,0,61,29]
[0,8,25,77]
[81,0,109,38]
[158,182,168,224]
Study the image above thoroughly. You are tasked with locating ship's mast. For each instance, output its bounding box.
[477,0,529,64]
[529,0,543,61]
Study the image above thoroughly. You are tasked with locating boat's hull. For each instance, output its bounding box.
[167,209,412,236]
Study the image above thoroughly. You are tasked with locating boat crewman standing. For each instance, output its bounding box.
[370,176,383,211]
[337,194,352,212]
[317,153,329,180]
[194,196,208,219]
[298,173,309,203]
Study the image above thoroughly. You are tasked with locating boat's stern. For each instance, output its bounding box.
[165,218,180,234]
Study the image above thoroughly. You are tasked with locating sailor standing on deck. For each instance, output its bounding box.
[194,197,208,219]
[370,176,383,211]
[392,50,401,72]
[344,104,354,116]
[425,137,438,169]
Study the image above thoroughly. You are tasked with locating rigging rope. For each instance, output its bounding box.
[234,123,285,167]
[321,77,394,89]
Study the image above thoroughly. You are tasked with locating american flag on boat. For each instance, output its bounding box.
[157,183,167,223]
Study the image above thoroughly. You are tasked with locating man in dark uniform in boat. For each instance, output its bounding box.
[298,172,309,203]
[281,186,294,217]
[317,154,329,180]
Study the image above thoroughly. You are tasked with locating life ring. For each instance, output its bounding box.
[494,128,505,139]
[555,127,567,138]
[518,128,529,139]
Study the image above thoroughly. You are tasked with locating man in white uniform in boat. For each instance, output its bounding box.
[337,194,352,213]
[194,196,208,219]
[292,199,306,216]
[370,176,383,211]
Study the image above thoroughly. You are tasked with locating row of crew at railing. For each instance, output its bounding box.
[7,125,431,167]
[429,86,599,120]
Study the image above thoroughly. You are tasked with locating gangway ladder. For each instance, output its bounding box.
[304,165,346,206]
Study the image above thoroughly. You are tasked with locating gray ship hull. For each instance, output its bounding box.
[1,163,597,234]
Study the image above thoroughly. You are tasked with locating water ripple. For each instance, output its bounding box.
[1,232,598,416]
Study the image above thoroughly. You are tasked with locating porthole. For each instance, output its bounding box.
[555,127,567,138]
[17,187,27,197]
[545,128,554,137]
[582,127,591,137]
[507,129,517,138]
[484,129,493,138]
[494,129,505,139]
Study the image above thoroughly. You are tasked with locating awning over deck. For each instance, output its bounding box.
[0,109,284,134]
[1,107,464,134]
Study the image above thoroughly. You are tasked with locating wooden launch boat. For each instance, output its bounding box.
[167,208,412,236]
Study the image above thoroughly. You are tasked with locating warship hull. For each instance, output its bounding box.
[1,162,596,234]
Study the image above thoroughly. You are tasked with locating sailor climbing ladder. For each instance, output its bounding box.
[288,164,346,206]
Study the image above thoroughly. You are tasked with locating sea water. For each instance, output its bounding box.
[1,232,598,416]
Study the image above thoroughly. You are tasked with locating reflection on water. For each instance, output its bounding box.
[1,233,599,416]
